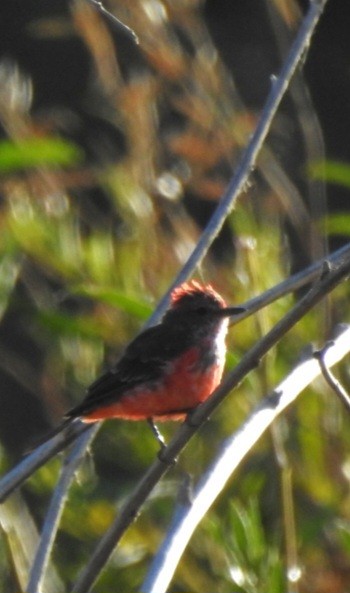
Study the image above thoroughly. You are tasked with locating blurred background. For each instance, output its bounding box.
[1,1,350,591]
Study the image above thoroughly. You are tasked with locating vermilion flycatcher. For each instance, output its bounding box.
[49,281,244,445]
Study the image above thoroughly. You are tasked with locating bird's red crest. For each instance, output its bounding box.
[170,280,226,307]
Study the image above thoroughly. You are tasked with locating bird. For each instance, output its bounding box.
[42,281,244,448]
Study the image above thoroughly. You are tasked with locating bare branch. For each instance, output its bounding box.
[141,324,350,593]
[0,0,332,510]
[87,0,139,44]
[314,341,350,412]
[236,241,350,322]
[71,255,349,593]
[0,241,348,505]
[0,491,63,592]
[0,422,91,504]
[26,426,98,593]
[147,0,330,326]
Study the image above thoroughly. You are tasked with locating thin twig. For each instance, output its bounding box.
[0,0,334,507]
[264,0,328,263]
[88,0,139,44]
[0,242,348,505]
[0,491,63,592]
[147,0,329,326]
[190,262,350,427]
[235,242,350,323]
[26,426,99,593]
[71,255,350,593]
[142,324,350,593]
[314,342,350,412]
[0,422,90,504]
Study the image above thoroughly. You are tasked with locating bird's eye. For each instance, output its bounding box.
[196,306,207,315]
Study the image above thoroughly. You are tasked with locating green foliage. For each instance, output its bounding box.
[309,159,350,189]
[71,285,153,320]
[0,4,350,593]
[324,213,350,237]
[223,498,285,593]
[0,137,83,172]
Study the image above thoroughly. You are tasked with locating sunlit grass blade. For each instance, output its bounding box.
[308,159,350,189]
[71,285,153,320]
[0,137,83,172]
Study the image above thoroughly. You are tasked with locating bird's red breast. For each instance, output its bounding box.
[82,343,225,422]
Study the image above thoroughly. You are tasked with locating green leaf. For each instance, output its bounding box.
[0,137,83,172]
[36,310,103,339]
[225,499,285,593]
[71,285,153,320]
[308,160,350,189]
[324,213,350,236]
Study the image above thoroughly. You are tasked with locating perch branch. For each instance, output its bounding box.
[71,253,348,593]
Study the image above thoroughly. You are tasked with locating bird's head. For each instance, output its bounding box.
[162,281,244,328]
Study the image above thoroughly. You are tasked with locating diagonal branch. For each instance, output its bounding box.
[0,0,331,506]
[0,422,91,504]
[88,0,139,44]
[26,426,99,593]
[71,256,350,593]
[142,324,350,593]
[0,243,347,506]
[147,0,329,325]
[314,342,350,412]
[236,241,350,321]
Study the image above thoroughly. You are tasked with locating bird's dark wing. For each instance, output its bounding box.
[66,322,193,418]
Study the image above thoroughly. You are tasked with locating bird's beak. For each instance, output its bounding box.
[219,306,246,318]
